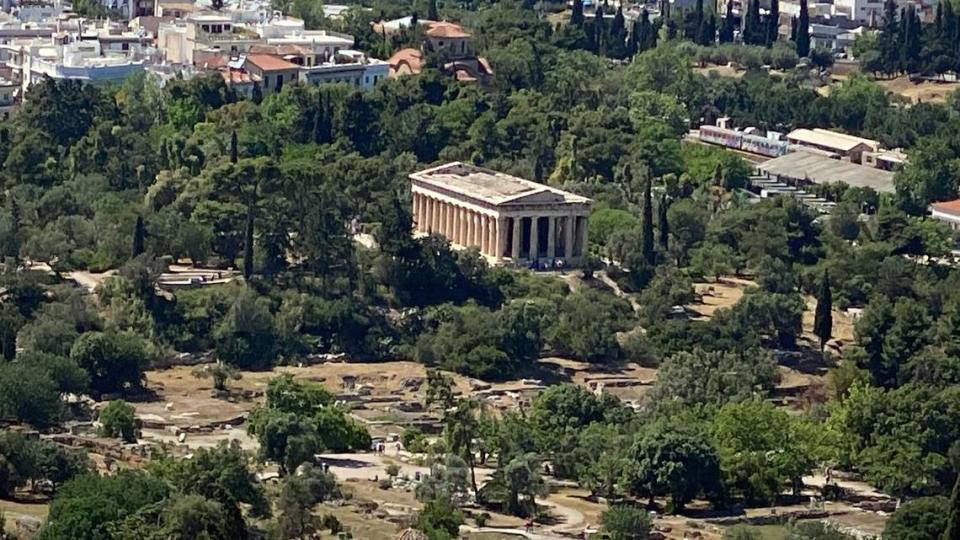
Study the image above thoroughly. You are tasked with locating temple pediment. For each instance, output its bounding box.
[501,189,566,206]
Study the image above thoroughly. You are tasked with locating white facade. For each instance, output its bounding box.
[0,76,17,118]
[299,54,387,91]
[930,202,960,230]
[3,22,157,96]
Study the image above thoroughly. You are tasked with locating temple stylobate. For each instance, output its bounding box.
[409,162,592,266]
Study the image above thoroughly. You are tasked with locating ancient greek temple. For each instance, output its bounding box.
[409,162,592,265]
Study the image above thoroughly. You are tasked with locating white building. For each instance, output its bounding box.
[832,0,931,26]
[158,12,260,64]
[3,20,157,96]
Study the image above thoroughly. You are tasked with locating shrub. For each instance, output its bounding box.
[99,400,137,442]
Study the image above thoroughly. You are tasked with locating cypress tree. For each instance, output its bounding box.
[132,216,145,258]
[744,0,762,44]
[629,19,641,55]
[796,0,810,57]
[814,269,833,351]
[427,0,438,21]
[699,12,717,45]
[901,5,921,73]
[766,0,779,46]
[657,194,669,252]
[229,130,238,163]
[9,197,21,262]
[594,3,606,54]
[638,9,655,51]
[694,0,705,43]
[571,0,585,26]
[610,6,627,56]
[243,206,255,280]
[251,82,263,104]
[641,178,655,266]
[945,473,960,540]
[790,15,798,42]
[719,0,735,43]
[878,0,899,74]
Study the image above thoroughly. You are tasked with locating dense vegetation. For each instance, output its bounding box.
[2,0,960,538]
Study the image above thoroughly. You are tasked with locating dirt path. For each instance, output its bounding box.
[597,270,641,313]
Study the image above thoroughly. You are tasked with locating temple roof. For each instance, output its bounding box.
[410,162,591,207]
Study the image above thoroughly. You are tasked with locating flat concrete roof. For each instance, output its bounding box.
[758,151,895,193]
[410,162,591,207]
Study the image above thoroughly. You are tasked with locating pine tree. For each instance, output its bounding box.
[945,473,960,540]
[657,194,669,252]
[766,0,779,46]
[571,0,585,26]
[641,179,655,266]
[814,269,833,350]
[796,0,810,56]
[132,216,145,258]
[229,130,238,163]
[719,0,735,43]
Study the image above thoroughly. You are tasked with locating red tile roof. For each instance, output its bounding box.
[426,21,470,38]
[387,47,423,76]
[931,199,960,216]
[244,53,299,71]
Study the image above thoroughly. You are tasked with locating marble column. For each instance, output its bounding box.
[529,216,539,259]
[467,211,476,248]
[511,217,522,260]
[563,215,574,259]
[483,216,492,254]
[546,216,556,260]
[452,205,460,241]
[496,218,507,260]
[416,194,424,231]
[477,213,485,249]
[424,197,433,232]
[444,203,453,239]
[577,215,588,257]
[431,198,440,233]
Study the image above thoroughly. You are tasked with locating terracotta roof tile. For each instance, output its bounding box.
[244,53,299,71]
[425,21,470,38]
[931,199,960,216]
